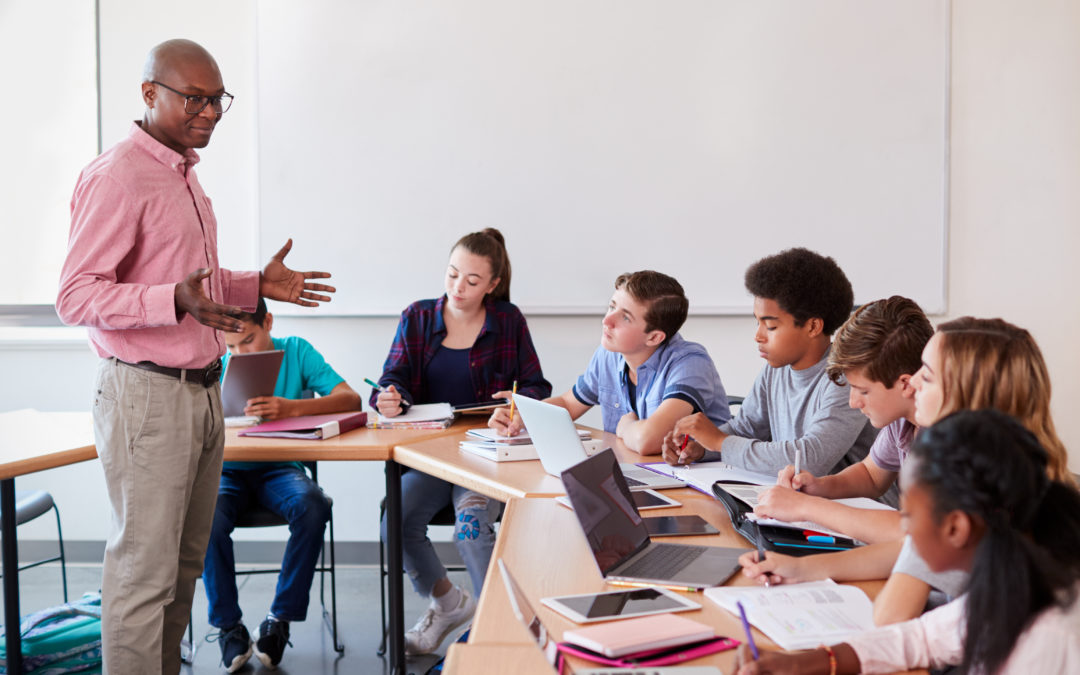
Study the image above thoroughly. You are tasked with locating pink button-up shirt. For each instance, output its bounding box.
[57,122,258,369]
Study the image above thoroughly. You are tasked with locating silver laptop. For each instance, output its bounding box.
[561,449,742,591]
[512,394,683,491]
[497,559,722,675]
[221,350,284,417]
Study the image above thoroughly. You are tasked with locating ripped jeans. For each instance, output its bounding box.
[382,469,503,597]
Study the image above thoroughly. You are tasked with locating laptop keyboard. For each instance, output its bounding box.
[619,543,707,579]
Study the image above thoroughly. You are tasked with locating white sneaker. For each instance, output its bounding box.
[404,588,477,656]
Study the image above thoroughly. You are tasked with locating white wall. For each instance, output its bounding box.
[3,0,1078,546]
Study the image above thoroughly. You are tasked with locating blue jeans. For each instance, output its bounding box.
[382,469,503,597]
[203,465,331,628]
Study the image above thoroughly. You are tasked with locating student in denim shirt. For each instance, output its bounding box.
[490,270,728,456]
[372,229,551,655]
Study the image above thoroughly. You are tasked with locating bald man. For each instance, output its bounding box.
[57,39,335,674]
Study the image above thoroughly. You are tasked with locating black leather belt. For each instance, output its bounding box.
[119,359,223,388]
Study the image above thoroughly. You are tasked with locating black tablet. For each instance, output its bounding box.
[643,515,719,537]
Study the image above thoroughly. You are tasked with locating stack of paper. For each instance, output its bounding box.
[704,580,874,651]
[459,427,594,462]
[373,402,455,429]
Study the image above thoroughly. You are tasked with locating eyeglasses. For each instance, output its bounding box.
[151,80,234,115]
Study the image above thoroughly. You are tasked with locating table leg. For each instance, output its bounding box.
[2,478,22,674]
[385,460,404,674]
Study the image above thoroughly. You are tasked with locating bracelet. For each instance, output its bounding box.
[819,643,837,675]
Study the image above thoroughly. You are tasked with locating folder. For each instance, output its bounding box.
[238,412,368,440]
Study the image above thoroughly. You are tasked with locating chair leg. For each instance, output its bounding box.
[377,527,388,656]
[324,509,343,653]
[52,504,68,603]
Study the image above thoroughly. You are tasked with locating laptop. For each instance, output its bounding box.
[497,559,722,675]
[512,394,683,491]
[561,449,743,591]
[221,349,284,418]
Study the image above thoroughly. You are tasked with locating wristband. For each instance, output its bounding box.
[819,644,837,675]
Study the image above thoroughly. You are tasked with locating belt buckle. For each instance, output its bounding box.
[204,360,223,387]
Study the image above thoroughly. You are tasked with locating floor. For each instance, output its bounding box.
[13,562,474,675]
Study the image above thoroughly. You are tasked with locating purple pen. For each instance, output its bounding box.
[736,600,759,660]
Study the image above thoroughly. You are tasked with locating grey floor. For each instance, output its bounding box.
[14,562,474,675]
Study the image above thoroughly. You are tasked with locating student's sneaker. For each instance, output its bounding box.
[404,588,476,656]
[253,617,292,669]
[214,623,252,673]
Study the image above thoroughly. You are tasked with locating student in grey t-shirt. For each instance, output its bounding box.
[663,248,875,476]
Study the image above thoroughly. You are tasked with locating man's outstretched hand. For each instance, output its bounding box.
[260,239,336,307]
[174,269,246,331]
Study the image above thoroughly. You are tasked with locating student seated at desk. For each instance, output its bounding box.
[751,296,934,544]
[740,317,1076,626]
[662,247,876,475]
[489,269,730,455]
[734,410,1080,675]
[207,298,361,672]
[372,228,552,656]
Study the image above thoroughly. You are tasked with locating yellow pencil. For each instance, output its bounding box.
[507,380,518,437]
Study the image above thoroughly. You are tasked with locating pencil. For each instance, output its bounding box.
[506,380,518,437]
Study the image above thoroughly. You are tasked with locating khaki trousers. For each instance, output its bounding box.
[93,358,224,675]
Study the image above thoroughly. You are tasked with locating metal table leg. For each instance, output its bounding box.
[385,460,404,674]
[2,478,22,674]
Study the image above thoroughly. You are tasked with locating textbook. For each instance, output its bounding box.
[464,427,592,444]
[704,580,874,651]
[639,462,776,494]
[460,437,605,462]
[238,412,368,440]
[373,402,454,429]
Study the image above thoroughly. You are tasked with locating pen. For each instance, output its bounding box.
[794,447,803,491]
[607,579,700,593]
[678,434,691,469]
[506,380,518,437]
[736,601,759,660]
[753,521,772,588]
[365,377,410,411]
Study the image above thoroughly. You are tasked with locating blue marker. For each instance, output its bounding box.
[736,600,759,660]
[807,535,836,544]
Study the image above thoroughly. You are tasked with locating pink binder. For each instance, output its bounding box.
[238,412,367,440]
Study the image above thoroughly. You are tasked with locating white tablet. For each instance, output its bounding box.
[220,350,284,417]
[541,586,700,624]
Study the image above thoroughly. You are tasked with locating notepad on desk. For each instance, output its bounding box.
[460,437,605,462]
[705,580,874,651]
[238,412,368,440]
[639,462,776,494]
[373,402,454,429]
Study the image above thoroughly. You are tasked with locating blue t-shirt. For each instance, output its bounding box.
[572,333,730,434]
[222,335,346,471]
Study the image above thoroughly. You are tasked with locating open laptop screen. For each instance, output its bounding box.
[561,449,651,575]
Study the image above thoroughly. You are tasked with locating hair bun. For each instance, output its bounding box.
[480,228,505,246]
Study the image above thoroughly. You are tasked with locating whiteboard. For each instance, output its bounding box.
[256,1,948,316]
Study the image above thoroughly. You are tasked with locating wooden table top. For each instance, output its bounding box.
[0,410,96,480]
[391,428,647,501]
[223,419,469,462]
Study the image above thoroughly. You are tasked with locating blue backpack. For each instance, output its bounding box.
[0,592,102,674]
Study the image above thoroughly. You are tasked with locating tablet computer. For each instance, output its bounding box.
[541,586,700,624]
[643,515,720,537]
[452,399,509,414]
[221,350,285,418]
[556,489,680,512]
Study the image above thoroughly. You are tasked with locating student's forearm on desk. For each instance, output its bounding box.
[292,383,363,417]
[800,538,906,583]
[795,499,903,545]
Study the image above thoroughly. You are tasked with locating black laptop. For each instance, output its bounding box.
[561,449,742,591]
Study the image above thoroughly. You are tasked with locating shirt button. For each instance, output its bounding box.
[615,403,620,409]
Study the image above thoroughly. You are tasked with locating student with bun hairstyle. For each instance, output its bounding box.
[740,316,1076,626]
[372,228,551,656]
[735,409,1080,675]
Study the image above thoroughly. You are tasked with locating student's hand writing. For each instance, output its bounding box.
[259,238,336,307]
[661,431,705,466]
[753,486,811,523]
[775,465,820,493]
[243,396,295,421]
[488,405,525,436]
[615,411,638,438]
[738,549,808,586]
[733,643,803,675]
[672,413,725,450]
[375,385,407,417]
[175,269,246,332]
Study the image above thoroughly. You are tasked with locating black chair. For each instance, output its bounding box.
[376,500,467,656]
[187,463,343,656]
[0,491,67,603]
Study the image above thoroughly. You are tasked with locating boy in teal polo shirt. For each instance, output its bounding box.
[207,299,361,672]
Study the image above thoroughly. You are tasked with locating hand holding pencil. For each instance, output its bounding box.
[487,384,524,436]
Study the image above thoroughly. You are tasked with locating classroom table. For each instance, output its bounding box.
[0,410,97,674]
[454,495,927,675]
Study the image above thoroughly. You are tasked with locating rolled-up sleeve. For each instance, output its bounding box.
[847,597,966,673]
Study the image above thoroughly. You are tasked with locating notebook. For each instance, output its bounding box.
[498,559,723,675]
[237,411,368,440]
[512,394,683,491]
[561,448,743,590]
[220,349,284,418]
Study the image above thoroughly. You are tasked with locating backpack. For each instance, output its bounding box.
[0,592,102,674]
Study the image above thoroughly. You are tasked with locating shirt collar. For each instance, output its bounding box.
[617,333,680,385]
[128,121,201,174]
